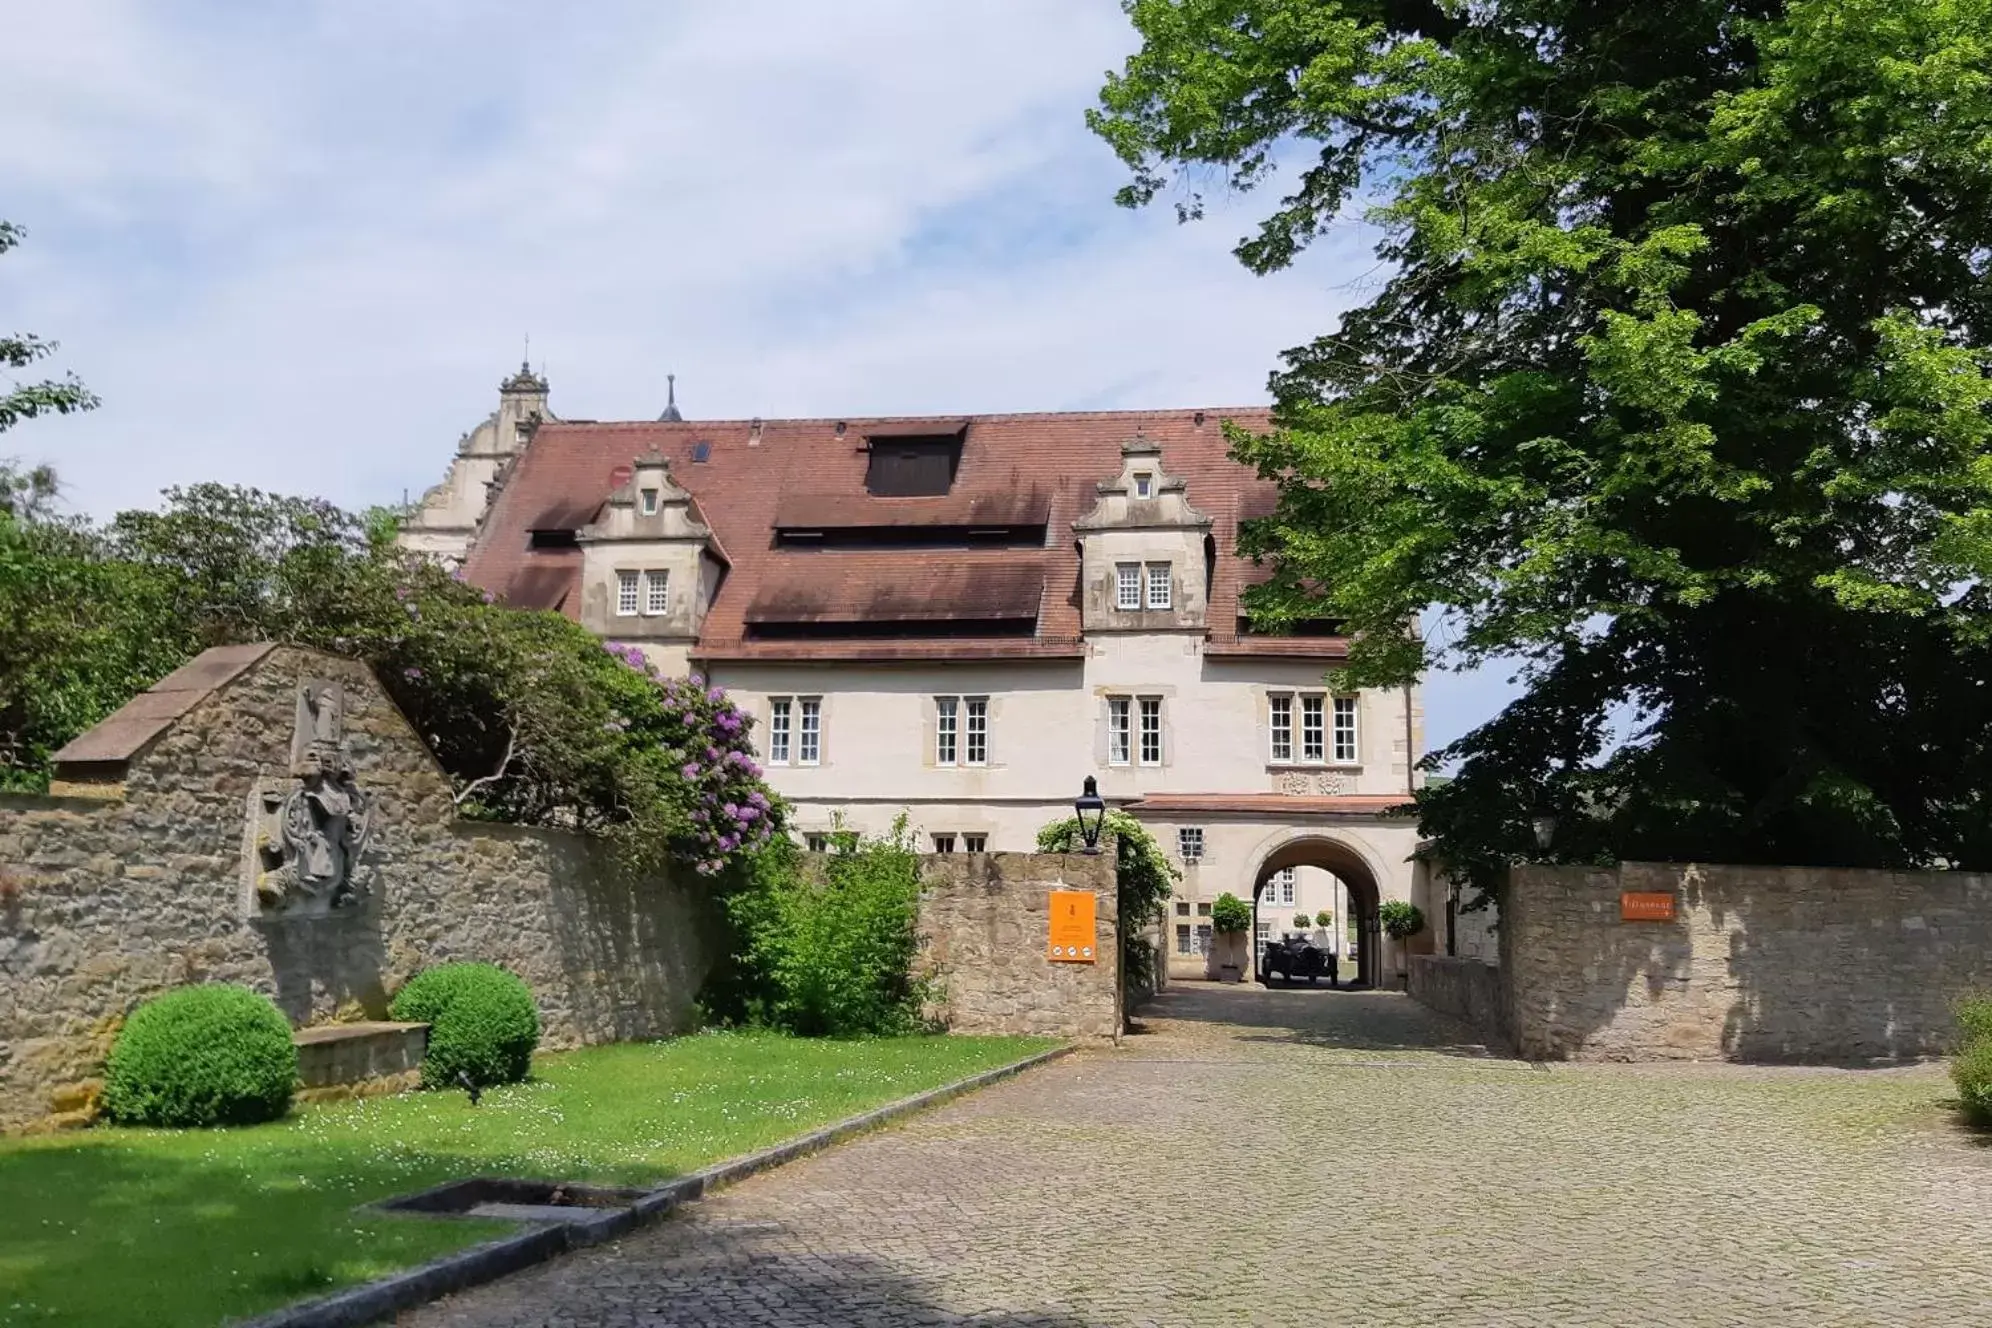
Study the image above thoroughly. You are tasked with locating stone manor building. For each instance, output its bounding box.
[402,366,1430,985]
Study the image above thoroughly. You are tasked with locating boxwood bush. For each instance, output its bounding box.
[389,962,540,1089]
[101,984,298,1127]
[1952,1038,1992,1128]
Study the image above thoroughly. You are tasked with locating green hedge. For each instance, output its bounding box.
[390,963,540,1089]
[1952,1038,1992,1128]
[101,985,298,1127]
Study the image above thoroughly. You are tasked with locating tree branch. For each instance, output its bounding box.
[454,728,516,807]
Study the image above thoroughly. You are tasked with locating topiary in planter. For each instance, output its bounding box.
[390,962,540,1089]
[102,984,298,1127]
[1315,910,1332,928]
[1210,892,1251,934]
[1379,900,1426,940]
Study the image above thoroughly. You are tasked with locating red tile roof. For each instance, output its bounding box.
[459,408,1345,659]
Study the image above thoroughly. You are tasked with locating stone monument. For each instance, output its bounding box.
[247,679,375,915]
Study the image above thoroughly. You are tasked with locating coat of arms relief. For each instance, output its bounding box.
[246,680,375,916]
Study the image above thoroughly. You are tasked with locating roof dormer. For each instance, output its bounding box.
[1073,438,1213,634]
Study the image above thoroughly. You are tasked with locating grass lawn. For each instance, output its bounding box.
[0,1031,1056,1328]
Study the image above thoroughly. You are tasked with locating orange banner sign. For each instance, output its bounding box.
[1047,890,1097,963]
[1620,891,1677,922]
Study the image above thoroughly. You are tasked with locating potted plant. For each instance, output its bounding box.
[1314,910,1333,928]
[1292,912,1312,932]
[1379,901,1426,990]
[1211,892,1251,982]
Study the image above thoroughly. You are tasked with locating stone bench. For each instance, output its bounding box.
[294,1021,429,1102]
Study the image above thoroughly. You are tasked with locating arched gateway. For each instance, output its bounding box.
[1248,834,1387,989]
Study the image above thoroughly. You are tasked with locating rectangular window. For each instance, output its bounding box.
[1175,899,1191,917]
[1277,867,1296,907]
[936,696,958,766]
[1197,901,1212,917]
[1176,923,1192,956]
[1107,697,1130,765]
[643,569,669,615]
[1195,924,1213,955]
[1115,563,1141,610]
[1177,827,1203,863]
[965,697,988,766]
[932,834,956,854]
[964,834,987,854]
[1302,694,1325,763]
[1270,694,1293,763]
[1333,696,1359,763]
[768,698,792,764]
[805,833,828,853]
[640,488,659,515]
[1255,919,1272,947]
[798,698,821,765]
[1138,697,1162,766]
[1134,471,1154,499]
[1145,563,1171,609]
[615,570,639,616]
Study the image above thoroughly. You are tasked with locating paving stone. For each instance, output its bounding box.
[407,985,1992,1327]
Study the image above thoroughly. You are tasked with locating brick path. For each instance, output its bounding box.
[410,983,1992,1326]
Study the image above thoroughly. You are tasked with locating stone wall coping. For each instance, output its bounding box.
[293,1022,429,1047]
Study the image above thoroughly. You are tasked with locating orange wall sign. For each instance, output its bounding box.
[1620,891,1677,922]
[1047,890,1097,963]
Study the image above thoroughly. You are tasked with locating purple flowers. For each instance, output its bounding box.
[616,667,778,874]
[403,667,424,681]
[682,762,700,779]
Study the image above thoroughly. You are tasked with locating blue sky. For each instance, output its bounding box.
[3,0,1522,754]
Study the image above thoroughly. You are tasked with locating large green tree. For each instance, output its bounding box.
[1095,0,1992,890]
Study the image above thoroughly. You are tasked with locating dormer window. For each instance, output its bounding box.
[1134,471,1154,498]
[640,488,659,515]
[863,431,964,496]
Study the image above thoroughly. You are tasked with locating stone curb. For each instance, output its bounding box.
[233,1042,1077,1328]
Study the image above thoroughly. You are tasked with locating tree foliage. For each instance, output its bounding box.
[0,478,781,875]
[1210,892,1252,934]
[1095,0,1992,890]
[1,222,98,436]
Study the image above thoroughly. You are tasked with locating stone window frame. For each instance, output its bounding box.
[934,694,990,768]
[1268,689,1362,768]
[932,833,957,854]
[615,569,640,617]
[1133,470,1154,499]
[1144,562,1172,610]
[1115,562,1142,610]
[1196,900,1212,917]
[640,487,660,515]
[1175,899,1191,917]
[804,832,829,852]
[1177,826,1204,864]
[642,569,669,616]
[1175,923,1192,955]
[963,833,987,854]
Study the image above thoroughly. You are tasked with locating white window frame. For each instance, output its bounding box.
[1138,696,1163,767]
[1269,694,1293,763]
[1133,471,1154,499]
[643,569,669,616]
[1107,696,1131,766]
[1115,562,1141,610]
[1333,695,1359,764]
[1177,826,1203,864]
[932,833,957,854]
[768,698,792,765]
[935,696,958,766]
[615,569,639,617]
[804,832,828,853]
[798,697,821,765]
[1277,867,1296,907]
[1301,694,1326,763]
[965,697,988,767]
[963,834,987,854]
[1145,563,1171,610]
[640,488,659,515]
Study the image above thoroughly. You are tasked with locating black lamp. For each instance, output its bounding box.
[1075,776,1106,854]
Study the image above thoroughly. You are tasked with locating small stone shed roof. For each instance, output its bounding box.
[50,643,278,772]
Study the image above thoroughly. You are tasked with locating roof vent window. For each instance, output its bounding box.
[691,440,712,463]
[529,528,579,550]
[864,434,962,497]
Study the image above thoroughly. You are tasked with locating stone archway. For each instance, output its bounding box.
[1249,835,1386,989]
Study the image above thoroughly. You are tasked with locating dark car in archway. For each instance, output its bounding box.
[1259,935,1334,987]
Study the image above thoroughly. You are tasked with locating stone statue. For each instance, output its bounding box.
[252,678,375,914]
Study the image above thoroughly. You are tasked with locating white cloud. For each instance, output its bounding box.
[3,0,1512,747]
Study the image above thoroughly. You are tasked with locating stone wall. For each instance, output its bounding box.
[1408,955,1511,1048]
[0,646,715,1131]
[1502,861,1992,1062]
[917,852,1119,1039]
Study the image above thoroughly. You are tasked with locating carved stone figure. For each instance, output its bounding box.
[251,679,375,914]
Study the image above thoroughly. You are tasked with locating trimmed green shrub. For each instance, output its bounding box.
[1292,912,1313,930]
[1314,910,1333,928]
[102,984,298,1127]
[1210,892,1251,934]
[1956,995,1992,1047]
[1952,1038,1992,1128]
[390,963,540,1089]
[1380,900,1426,940]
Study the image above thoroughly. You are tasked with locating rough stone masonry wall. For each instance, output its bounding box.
[0,647,715,1131]
[918,852,1119,1039]
[1407,954,1512,1049]
[1502,861,1992,1062]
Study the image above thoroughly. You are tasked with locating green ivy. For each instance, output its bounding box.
[1037,810,1180,1019]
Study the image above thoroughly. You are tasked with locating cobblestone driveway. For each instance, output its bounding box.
[411,984,1992,1326]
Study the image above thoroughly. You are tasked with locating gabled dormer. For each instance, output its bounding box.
[1073,439,1214,633]
[577,447,727,668]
